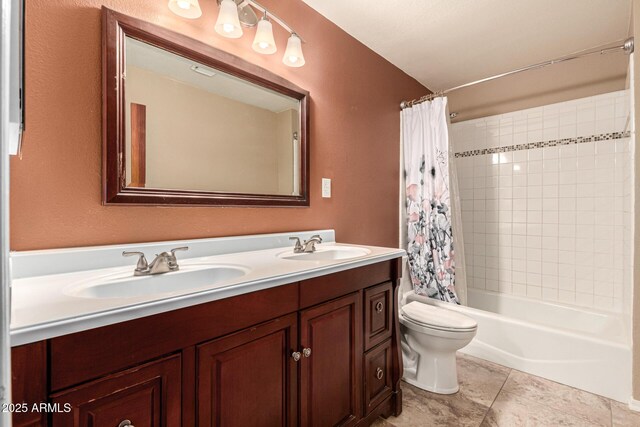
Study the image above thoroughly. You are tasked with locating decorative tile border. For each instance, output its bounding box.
[454,131,631,158]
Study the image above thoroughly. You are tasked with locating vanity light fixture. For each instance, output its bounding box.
[283,33,305,67]
[214,0,243,38]
[168,0,203,19]
[169,0,306,67]
[252,14,277,54]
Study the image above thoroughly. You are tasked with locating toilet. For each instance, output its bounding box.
[399,299,477,394]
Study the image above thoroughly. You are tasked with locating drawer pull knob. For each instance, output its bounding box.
[118,421,134,427]
[375,301,384,313]
[302,347,312,358]
[292,351,301,361]
[376,367,384,380]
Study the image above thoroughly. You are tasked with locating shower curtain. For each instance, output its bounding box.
[401,97,467,305]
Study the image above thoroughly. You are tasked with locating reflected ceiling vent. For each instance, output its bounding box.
[190,65,216,77]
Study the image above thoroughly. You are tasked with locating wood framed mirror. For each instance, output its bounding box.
[102,7,310,206]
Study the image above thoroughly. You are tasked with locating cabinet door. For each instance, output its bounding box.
[50,354,181,427]
[12,342,47,427]
[300,293,362,427]
[197,313,298,427]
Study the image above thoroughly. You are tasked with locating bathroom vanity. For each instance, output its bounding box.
[9,231,404,426]
[8,13,405,426]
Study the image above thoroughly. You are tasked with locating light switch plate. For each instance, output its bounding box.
[322,178,331,198]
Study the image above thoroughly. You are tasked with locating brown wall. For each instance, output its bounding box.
[10,0,426,251]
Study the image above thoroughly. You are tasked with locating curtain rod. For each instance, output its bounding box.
[400,37,634,110]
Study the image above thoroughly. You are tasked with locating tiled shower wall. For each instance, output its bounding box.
[451,90,632,313]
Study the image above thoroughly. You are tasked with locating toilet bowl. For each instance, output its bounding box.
[399,300,477,394]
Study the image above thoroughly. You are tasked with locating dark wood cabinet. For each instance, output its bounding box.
[11,258,403,427]
[11,342,47,427]
[300,293,361,427]
[197,313,298,427]
[50,354,181,427]
[363,340,393,414]
[364,282,393,351]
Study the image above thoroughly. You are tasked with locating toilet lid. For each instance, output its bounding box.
[401,301,477,331]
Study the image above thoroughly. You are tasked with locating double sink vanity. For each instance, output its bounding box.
[9,8,405,427]
[10,230,405,426]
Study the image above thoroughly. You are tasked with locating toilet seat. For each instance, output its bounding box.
[400,301,477,332]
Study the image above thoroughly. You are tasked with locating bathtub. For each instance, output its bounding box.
[404,288,632,403]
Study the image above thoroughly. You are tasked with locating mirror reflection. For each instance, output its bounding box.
[124,37,301,196]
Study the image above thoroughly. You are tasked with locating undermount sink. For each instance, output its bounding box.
[278,245,371,261]
[65,264,250,299]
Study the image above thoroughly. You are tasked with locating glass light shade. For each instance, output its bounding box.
[252,18,277,54]
[282,34,305,67]
[215,0,243,39]
[168,0,202,19]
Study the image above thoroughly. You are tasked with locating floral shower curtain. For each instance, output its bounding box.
[401,97,466,304]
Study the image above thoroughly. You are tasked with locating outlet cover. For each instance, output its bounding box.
[322,178,331,198]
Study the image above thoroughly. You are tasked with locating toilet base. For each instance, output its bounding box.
[399,315,477,395]
[401,347,461,394]
[402,375,460,394]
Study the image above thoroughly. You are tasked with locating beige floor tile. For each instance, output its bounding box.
[371,418,396,427]
[382,381,489,427]
[379,355,619,427]
[457,353,511,407]
[481,391,605,427]
[611,400,640,427]
[500,369,611,426]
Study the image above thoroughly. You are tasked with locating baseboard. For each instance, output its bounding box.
[629,397,640,412]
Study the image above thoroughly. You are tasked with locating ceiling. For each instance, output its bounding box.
[300,0,632,91]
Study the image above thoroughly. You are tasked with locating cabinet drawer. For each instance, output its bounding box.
[363,340,392,415]
[50,354,181,427]
[364,282,393,350]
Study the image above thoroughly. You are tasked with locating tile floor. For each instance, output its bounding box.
[373,353,640,427]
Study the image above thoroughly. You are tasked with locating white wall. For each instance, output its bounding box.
[452,90,632,313]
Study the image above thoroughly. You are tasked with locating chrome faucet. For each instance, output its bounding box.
[123,246,189,276]
[289,235,323,253]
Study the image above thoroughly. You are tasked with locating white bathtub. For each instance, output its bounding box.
[404,288,632,403]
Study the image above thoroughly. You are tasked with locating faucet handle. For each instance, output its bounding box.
[122,251,149,273]
[170,246,189,257]
[309,234,323,243]
[167,247,188,270]
[289,237,303,252]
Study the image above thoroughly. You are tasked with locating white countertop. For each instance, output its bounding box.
[10,230,404,346]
